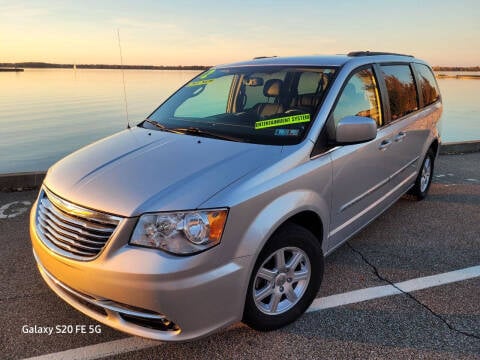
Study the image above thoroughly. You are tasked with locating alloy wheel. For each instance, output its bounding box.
[420,156,432,193]
[253,247,311,315]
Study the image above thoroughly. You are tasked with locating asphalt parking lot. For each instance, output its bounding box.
[1,153,479,360]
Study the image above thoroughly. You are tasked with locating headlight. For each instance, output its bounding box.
[129,209,228,255]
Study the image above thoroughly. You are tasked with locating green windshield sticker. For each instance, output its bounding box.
[187,68,217,86]
[186,79,214,87]
[199,69,215,79]
[255,114,311,130]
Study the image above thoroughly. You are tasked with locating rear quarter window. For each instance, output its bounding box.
[380,64,418,121]
[414,63,440,106]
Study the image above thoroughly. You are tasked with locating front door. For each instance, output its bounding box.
[327,66,397,249]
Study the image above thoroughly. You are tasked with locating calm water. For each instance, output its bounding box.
[1,69,479,173]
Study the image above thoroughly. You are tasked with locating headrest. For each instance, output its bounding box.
[298,94,316,107]
[343,83,357,98]
[263,79,283,97]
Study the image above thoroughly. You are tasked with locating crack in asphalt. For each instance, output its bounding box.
[346,242,480,340]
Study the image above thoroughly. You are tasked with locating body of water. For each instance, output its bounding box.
[1,69,479,173]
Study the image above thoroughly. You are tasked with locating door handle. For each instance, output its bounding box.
[394,132,406,142]
[378,139,392,151]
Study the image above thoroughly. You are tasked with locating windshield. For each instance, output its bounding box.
[145,66,336,145]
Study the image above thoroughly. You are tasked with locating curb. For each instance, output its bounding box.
[0,172,46,192]
[439,140,480,155]
[1,141,479,191]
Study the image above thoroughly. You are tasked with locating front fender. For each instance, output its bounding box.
[228,189,329,318]
[231,190,330,260]
[199,150,332,318]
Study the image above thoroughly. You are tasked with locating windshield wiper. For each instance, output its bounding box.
[171,127,245,142]
[144,120,245,142]
[143,119,184,134]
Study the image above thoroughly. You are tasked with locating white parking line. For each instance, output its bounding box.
[26,265,480,360]
[24,337,160,360]
[308,264,480,312]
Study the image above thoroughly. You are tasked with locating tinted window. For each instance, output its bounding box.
[381,65,418,121]
[414,63,440,106]
[297,72,327,95]
[332,68,382,127]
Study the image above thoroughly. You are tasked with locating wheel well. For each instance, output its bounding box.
[287,211,324,246]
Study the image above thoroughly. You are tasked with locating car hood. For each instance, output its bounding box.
[44,127,282,217]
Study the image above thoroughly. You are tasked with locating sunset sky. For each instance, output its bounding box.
[1,0,479,67]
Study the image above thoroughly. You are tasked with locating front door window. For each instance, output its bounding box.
[332,68,383,129]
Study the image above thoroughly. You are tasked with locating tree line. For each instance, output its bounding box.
[0,62,211,70]
[1,63,478,72]
[432,66,480,71]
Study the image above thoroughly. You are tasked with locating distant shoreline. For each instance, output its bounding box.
[436,74,480,79]
[0,62,478,72]
[0,68,24,72]
[0,62,211,70]
[433,66,480,72]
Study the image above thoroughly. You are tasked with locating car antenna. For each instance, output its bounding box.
[117,28,130,129]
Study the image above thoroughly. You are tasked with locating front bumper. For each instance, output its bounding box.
[30,201,252,341]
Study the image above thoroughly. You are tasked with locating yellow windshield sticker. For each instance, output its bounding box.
[199,69,215,79]
[186,79,214,87]
[255,114,311,130]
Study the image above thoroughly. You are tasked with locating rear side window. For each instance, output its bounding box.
[380,65,418,121]
[414,63,440,106]
[297,72,326,95]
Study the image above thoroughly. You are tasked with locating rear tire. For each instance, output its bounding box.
[410,149,435,200]
[242,223,323,331]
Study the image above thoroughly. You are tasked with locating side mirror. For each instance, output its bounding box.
[335,116,377,144]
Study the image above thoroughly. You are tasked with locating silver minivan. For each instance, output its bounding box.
[30,52,442,341]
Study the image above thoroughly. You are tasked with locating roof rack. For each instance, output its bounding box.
[253,56,278,60]
[347,51,413,58]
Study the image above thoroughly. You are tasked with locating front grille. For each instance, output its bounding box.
[36,188,122,260]
[75,295,109,317]
[120,314,180,331]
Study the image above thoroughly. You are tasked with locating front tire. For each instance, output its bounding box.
[242,223,324,331]
[410,149,435,200]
